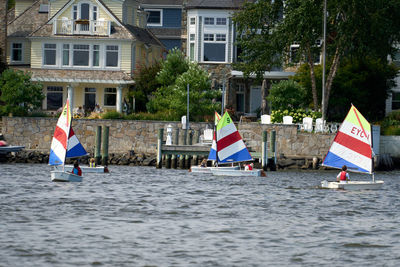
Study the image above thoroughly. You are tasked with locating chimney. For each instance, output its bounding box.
[0,0,8,65]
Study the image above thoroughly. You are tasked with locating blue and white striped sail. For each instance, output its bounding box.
[66,128,87,158]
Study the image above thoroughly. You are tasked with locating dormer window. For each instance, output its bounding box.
[145,9,162,26]
[72,2,98,22]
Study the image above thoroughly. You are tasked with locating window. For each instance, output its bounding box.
[11,43,22,62]
[290,45,300,63]
[62,44,69,66]
[204,34,214,41]
[92,5,97,20]
[190,17,195,25]
[106,45,118,67]
[216,34,226,41]
[236,84,245,113]
[190,34,195,41]
[85,87,96,111]
[204,43,225,62]
[204,17,214,25]
[190,43,195,61]
[104,88,116,106]
[47,86,63,110]
[146,9,162,26]
[73,44,89,66]
[44,43,56,65]
[93,45,100,67]
[393,92,400,110]
[216,18,226,25]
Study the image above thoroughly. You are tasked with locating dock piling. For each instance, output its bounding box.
[101,126,109,166]
[262,131,268,171]
[157,128,164,168]
[95,126,102,165]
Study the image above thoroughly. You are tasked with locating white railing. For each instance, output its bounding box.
[54,19,111,36]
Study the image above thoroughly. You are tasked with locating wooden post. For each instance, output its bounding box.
[95,125,102,165]
[101,126,109,166]
[179,129,186,169]
[171,154,177,169]
[166,154,171,168]
[185,130,193,169]
[262,131,268,171]
[268,130,277,171]
[172,128,179,169]
[156,128,163,168]
[193,129,201,144]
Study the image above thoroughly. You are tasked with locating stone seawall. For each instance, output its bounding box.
[2,117,337,169]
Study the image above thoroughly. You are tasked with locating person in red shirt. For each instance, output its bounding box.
[336,165,349,183]
[71,161,82,176]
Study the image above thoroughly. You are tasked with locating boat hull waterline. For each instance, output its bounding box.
[320,180,384,190]
[211,168,264,177]
[190,166,239,173]
[51,170,83,182]
[63,165,105,173]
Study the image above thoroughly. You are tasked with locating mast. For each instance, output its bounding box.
[371,123,375,183]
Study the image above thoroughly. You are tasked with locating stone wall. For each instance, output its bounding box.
[2,117,335,160]
[380,136,400,157]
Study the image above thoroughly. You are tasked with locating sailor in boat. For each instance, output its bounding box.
[336,165,350,183]
[71,161,82,176]
[89,157,96,168]
[200,158,207,168]
[245,163,254,171]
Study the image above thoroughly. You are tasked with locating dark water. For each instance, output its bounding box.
[1,163,400,266]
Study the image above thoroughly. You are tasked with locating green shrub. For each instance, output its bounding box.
[383,126,400,136]
[27,111,49,117]
[101,111,123,120]
[271,108,321,123]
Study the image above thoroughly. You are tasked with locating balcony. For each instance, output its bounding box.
[54,18,111,36]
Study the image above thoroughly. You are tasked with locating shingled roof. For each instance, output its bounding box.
[185,0,253,9]
[7,0,49,37]
[139,0,183,5]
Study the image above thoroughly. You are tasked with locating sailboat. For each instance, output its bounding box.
[210,111,265,177]
[190,112,239,173]
[49,98,87,182]
[320,105,384,190]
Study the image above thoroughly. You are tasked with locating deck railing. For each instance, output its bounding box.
[54,19,111,36]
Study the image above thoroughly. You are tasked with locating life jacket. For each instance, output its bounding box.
[340,171,347,181]
[248,164,253,170]
[89,162,95,168]
[73,166,82,176]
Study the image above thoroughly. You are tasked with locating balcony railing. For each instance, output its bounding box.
[54,18,111,36]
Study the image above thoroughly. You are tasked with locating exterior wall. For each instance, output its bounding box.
[102,0,123,21]
[30,40,42,68]
[50,0,69,17]
[160,39,181,51]
[2,117,335,158]
[14,0,33,17]
[58,1,114,22]
[162,8,182,27]
[120,42,132,73]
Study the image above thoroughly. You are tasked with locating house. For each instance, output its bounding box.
[184,0,294,117]
[5,0,164,113]
[139,0,183,52]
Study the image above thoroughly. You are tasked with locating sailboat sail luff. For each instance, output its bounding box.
[216,112,252,164]
[208,112,221,161]
[322,105,372,174]
[49,99,72,166]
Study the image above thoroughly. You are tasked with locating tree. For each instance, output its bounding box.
[233,0,400,119]
[267,80,307,110]
[129,61,162,112]
[147,49,220,121]
[0,69,44,116]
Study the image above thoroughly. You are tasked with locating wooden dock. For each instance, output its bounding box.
[156,129,277,170]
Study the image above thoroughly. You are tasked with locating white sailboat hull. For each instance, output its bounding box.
[51,170,83,182]
[190,166,240,173]
[211,168,264,177]
[321,180,384,190]
[63,165,105,173]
